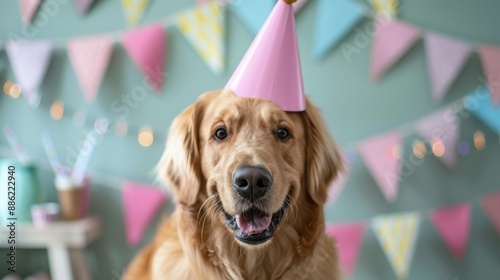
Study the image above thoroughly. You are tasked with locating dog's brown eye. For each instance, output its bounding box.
[214,128,228,141]
[276,128,290,140]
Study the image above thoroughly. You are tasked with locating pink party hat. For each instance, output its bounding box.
[225,0,306,112]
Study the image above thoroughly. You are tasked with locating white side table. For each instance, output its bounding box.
[0,216,101,280]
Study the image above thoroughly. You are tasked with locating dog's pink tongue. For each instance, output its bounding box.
[236,212,272,235]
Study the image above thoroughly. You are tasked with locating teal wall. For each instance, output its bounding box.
[1,0,499,279]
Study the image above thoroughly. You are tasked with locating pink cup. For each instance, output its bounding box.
[31,203,59,227]
[79,176,91,218]
[55,175,91,220]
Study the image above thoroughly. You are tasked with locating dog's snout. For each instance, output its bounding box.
[232,166,272,201]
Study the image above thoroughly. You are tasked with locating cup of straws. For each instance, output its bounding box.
[55,175,91,220]
[42,133,95,221]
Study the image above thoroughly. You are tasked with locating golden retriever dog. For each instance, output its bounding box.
[124,89,344,280]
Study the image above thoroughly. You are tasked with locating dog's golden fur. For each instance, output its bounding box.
[124,90,344,280]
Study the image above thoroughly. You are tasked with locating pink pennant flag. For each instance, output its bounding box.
[122,24,166,91]
[326,222,365,276]
[6,40,53,101]
[72,0,94,16]
[481,191,500,235]
[430,203,471,260]
[67,36,114,103]
[18,0,41,24]
[358,132,402,202]
[327,168,349,205]
[425,33,471,101]
[122,182,167,246]
[415,108,459,168]
[370,16,420,81]
[479,45,500,106]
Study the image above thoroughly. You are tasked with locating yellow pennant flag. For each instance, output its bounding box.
[372,212,421,279]
[371,0,399,15]
[175,3,225,74]
[122,0,149,26]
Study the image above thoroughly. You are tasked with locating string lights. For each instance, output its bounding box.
[49,101,65,120]
[138,127,154,147]
[412,140,427,159]
[431,141,446,158]
[458,140,470,156]
[3,81,22,99]
[474,131,486,150]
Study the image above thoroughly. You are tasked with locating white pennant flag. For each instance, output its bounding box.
[6,40,53,102]
[425,33,471,101]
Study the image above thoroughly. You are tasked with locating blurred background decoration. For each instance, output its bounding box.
[0,0,499,279]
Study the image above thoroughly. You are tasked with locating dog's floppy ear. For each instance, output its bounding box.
[156,95,207,207]
[302,98,344,205]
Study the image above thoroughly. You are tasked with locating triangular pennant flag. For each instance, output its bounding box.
[425,33,471,101]
[176,3,225,74]
[479,45,500,106]
[326,222,365,276]
[6,40,53,101]
[72,0,94,16]
[430,203,470,260]
[481,191,500,235]
[370,16,420,81]
[465,86,500,134]
[122,24,166,91]
[372,212,421,279]
[293,0,309,13]
[359,132,402,202]
[371,0,399,15]
[230,0,275,36]
[67,36,114,103]
[313,0,365,59]
[122,182,167,246]
[18,0,41,24]
[122,0,149,26]
[415,108,459,168]
[327,167,349,205]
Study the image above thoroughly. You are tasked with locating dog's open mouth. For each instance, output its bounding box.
[223,204,286,245]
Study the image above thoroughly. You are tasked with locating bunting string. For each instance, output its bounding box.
[327,194,499,278]
[2,0,496,52]
[4,1,230,49]
[2,0,500,107]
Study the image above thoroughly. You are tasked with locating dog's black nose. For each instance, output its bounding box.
[232,166,272,201]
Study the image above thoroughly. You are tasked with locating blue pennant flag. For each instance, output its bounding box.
[465,86,500,134]
[230,0,275,36]
[313,0,366,59]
